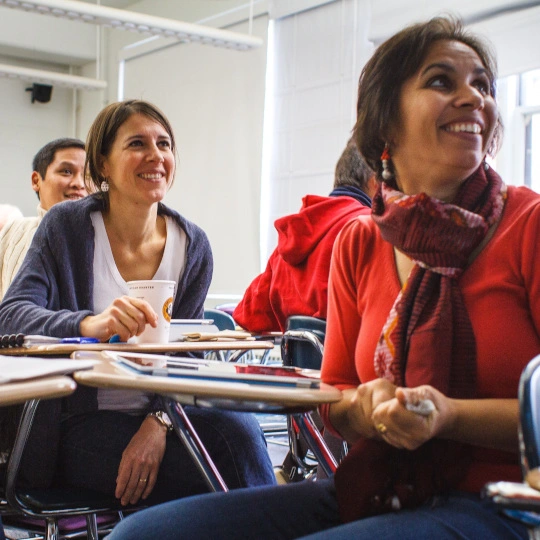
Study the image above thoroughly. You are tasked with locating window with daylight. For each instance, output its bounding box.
[520,68,540,193]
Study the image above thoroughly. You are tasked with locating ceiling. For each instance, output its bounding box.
[0,0,256,66]
[79,0,137,8]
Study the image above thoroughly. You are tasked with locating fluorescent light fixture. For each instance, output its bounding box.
[0,62,107,90]
[0,0,263,51]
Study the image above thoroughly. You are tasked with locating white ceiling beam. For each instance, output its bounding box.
[0,0,263,50]
[0,62,106,89]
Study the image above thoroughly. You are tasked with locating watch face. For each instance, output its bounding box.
[149,411,172,431]
[158,411,173,430]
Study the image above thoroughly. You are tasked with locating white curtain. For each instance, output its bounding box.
[262,0,373,262]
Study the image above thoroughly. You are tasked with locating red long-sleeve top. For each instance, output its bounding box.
[320,185,540,493]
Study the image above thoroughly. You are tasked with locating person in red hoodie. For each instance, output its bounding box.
[233,139,375,333]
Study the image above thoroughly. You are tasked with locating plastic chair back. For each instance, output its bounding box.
[214,303,238,317]
[281,316,326,370]
[204,308,236,331]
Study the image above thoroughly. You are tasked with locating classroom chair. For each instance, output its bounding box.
[280,316,346,481]
[1,399,130,540]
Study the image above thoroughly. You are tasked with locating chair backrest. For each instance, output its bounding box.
[519,354,540,473]
[204,309,236,331]
[281,316,326,370]
[214,303,238,318]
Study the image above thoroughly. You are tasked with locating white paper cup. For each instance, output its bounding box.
[127,280,176,344]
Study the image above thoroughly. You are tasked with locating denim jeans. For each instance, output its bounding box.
[58,407,276,505]
[106,479,529,540]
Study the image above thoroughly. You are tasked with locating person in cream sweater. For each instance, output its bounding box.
[0,138,87,300]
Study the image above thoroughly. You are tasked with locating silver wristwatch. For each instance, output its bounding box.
[147,410,173,433]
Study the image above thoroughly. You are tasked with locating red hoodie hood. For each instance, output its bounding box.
[276,195,368,266]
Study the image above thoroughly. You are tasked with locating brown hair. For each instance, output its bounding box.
[85,99,176,198]
[353,16,502,181]
[333,138,373,190]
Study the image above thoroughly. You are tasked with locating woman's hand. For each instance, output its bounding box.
[371,385,452,450]
[329,378,397,443]
[115,416,167,506]
[80,296,158,342]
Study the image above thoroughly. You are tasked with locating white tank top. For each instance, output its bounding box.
[90,211,187,412]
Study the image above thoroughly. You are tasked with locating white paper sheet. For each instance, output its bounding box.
[0,356,98,384]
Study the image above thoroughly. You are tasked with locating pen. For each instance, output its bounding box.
[61,337,100,344]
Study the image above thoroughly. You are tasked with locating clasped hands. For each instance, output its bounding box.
[348,379,452,450]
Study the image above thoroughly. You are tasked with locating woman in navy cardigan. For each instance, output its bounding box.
[0,100,275,505]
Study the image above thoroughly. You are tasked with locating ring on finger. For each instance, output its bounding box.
[376,422,388,435]
[139,478,148,483]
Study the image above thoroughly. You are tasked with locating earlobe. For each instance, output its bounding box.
[367,176,378,198]
[31,171,41,193]
[384,122,399,150]
[99,155,109,179]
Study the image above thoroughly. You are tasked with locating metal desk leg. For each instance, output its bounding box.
[163,398,229,492]
[292,412,338,478]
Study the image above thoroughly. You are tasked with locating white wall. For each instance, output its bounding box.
[0,56,78,216]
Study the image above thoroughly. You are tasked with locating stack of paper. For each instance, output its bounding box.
[183,330,252,342]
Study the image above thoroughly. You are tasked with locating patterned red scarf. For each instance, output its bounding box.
[372,163,506,396]
[334,164,507,523]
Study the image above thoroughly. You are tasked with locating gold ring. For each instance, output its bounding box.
[139,478,148,483]
[376,423,388,435]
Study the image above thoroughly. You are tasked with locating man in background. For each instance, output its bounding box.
[233,138,375,333]
[0,138,87,300]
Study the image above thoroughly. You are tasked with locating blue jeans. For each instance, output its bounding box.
[106,479,529,540]
[58,408,275,505]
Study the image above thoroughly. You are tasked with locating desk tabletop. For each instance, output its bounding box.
[74,359,341,414]
[0,376,76,406]
[0,340,274,356]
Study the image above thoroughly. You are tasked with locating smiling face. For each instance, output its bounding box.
[31,147,87,211]
[389,39,498,201]
[101,113,175,209]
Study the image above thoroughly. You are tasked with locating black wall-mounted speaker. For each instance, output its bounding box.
[26,83,53,103]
